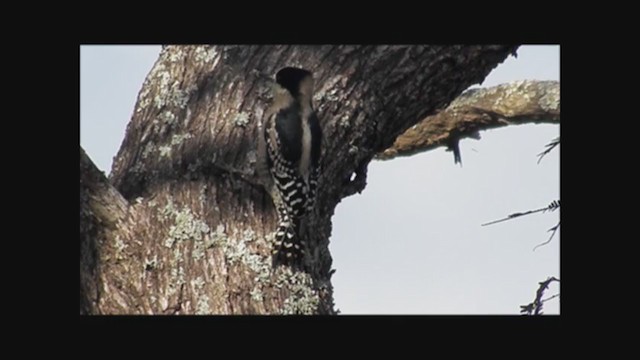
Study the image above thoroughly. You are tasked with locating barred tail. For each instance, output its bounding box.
[306,167,320,213]
[272,207,304,268]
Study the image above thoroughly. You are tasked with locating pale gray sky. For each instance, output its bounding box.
[80,45,560,315]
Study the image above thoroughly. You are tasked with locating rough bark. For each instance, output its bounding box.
[378,80,560,161]
[80,148,129,314]
[80,45,519,314]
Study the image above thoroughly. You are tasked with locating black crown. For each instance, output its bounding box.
[276,67,312,96]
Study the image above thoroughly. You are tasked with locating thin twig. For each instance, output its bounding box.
[537,137,560,164]
[541,293,560,303]
[482,200,559,227]
[533,221,561,251]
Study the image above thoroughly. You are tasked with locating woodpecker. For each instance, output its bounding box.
[261,67,322,268]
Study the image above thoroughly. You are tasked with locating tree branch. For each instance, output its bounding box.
[80,148,129,226]
[80,147,130,314]
[378,80,560,161]
[520,277,560,315]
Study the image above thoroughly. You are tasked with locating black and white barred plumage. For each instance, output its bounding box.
[262,67,322,268]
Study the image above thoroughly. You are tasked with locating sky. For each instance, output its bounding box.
[80,45,560,315]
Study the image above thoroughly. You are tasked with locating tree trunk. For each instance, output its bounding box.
[80,45,518,314]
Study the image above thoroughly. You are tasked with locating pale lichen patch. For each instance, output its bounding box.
[159,111,177,126]
[161,203,211,262]
[150,64,195,111]
[218,228,273,286]
[205,224,227,249]
[453,80,557,117]
[160,199,176,220]
[194,46,218,63]
[195,294,211,314]
[169,81,190,109]
[276,268,320,315]
[170,133,194,146]
[114,235,128,260]
[250,287,264,302]
[192,241,206,260]
[223,237,249,265]
[142,142,155,159]
[539,83,560,112]
[168,48,185,63]
[243,229,256,242]
[137,87,151,111]
[168,207,211,242]
[153,71,172,109]
[339,114,351,128]
[204,225,223,248]
[159,145,172,158]
[157,133,194,160]
[164,237,176,248]
[234,112,250,127]
[166,245,187,299]
[191,276,206,291]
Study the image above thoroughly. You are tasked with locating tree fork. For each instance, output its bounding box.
[81,45,519,314]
